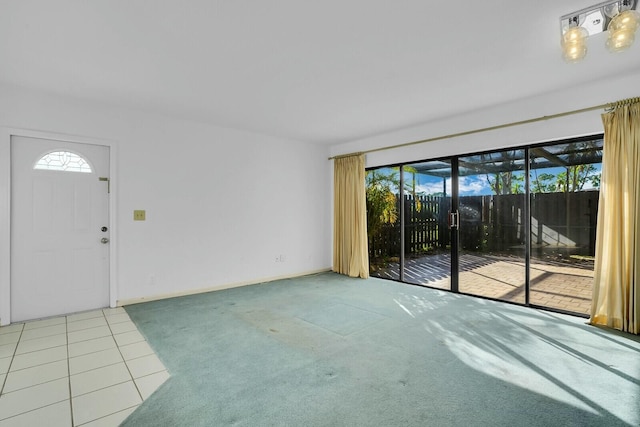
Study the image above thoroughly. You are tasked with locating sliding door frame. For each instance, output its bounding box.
[524,148,531,307]
[366,133,603,318]
[399,166,405,283]
[450,158,460,293]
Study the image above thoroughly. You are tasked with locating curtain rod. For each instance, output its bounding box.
[327,96,640,160]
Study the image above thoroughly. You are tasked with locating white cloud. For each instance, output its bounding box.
[415,176,490,196]
[416,181,448,195]
[459,177,489,195]
[416,176,491,196]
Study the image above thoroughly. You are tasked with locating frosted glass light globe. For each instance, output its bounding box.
[562,26,589,62]
[607,10,640,52]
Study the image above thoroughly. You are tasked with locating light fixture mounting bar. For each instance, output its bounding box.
[560,0,638,36]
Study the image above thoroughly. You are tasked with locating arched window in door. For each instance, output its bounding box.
[33,151,93,173]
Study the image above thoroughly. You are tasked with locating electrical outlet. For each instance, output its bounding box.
[133,210,146,221]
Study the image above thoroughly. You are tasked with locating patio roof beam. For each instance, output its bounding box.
[530,147,569,167]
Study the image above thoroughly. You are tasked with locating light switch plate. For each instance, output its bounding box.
[133,210,146,221]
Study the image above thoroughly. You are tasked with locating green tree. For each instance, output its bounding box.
[366,166,422,220]
[483,150,525,195]
[486,172,524,194]
[530,140,602,193]
[366,170,399,238]
[399,166,424,212]
[531,172,557,193]
[531,165,600,193]
[556,164,599,192]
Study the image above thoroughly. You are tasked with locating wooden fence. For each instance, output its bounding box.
[368,191,599,260]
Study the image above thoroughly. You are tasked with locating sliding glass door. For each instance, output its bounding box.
[528,139,602,315]
[457,149,527,304]
[365,135,602,316]
[401,160,452,290]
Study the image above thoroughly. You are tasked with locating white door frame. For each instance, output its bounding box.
[0,127,118,326]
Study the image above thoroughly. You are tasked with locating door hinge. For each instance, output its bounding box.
[99,177,110,193]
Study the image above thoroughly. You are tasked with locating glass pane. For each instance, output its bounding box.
[458,149,527,303]
[367,167,401,280]
[529,138,602,315]
[34,151,92,173]
[402,160,452,290]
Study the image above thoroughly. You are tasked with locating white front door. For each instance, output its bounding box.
[10,136,110,322]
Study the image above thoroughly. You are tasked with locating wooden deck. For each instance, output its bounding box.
[371,253,593,315]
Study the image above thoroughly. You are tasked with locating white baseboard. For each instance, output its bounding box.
[117,268,332,307]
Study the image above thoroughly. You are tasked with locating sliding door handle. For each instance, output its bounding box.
[448,210,459,229]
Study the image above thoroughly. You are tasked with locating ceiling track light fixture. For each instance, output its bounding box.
[560,0,640,62]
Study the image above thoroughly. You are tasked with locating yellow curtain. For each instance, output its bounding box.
[333,154,369,278]
[591,100,640,334]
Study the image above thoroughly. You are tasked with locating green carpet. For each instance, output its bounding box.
[121,272,640,426]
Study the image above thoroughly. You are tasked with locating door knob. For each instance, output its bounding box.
[101,237,109,244]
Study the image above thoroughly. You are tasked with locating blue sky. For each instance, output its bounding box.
[412,165,601,196]
[414,175,486,196]
[370,164,601,197]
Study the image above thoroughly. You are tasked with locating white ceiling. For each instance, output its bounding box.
[1,1,639,144]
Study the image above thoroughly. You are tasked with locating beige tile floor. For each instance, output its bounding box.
[0,307,169,426]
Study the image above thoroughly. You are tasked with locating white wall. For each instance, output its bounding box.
[329,72,640,167]
[0,83,332,314]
